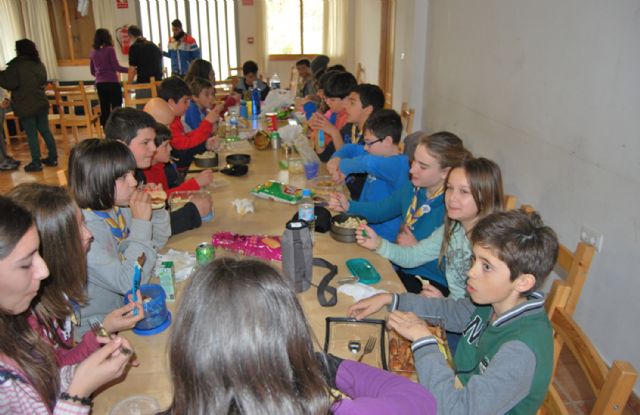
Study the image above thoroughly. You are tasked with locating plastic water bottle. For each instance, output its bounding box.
[251,81,261,117]
[228,109,239,140]
[270,73,281,89]
[239,100,248,119]
[298,189,315,243]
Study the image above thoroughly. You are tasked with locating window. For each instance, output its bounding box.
[47,0,96,65]
[137,0,239,80]
[266,0,323,56]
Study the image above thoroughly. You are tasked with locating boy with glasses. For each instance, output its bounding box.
[330,109,409,242]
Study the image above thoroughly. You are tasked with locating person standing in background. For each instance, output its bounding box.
[0,39,58,172]
[163,19,201,77]
[0,87,20,170]
[90,29,128,127]
[127,25,163,103]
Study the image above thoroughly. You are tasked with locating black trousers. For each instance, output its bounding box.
[394,266,450,296]
[96,82,123,126]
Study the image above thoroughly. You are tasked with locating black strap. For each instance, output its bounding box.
[314,257,338,307]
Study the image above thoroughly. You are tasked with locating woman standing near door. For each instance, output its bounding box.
[0,39,58,172]
[90,29,128,127]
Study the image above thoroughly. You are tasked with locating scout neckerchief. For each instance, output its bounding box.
[91,207,129,242]
[404,185,444,230]
[351,124,364,144]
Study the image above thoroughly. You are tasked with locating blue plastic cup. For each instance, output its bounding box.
[124,284,170,333]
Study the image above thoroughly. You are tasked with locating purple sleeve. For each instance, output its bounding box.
[108,47,128,73]
[332,360,437,415]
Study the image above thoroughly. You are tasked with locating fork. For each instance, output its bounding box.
[88,319,133,356]
[357,336,376,362]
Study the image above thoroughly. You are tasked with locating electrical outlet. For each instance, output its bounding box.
[580,225,603,252]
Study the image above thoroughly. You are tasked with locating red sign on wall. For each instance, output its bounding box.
[116,0,128,9]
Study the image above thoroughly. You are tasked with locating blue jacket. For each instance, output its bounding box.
[348,181,447,287]
[182,100,207,132]
[163,33,201,75]
[337,144,409,241]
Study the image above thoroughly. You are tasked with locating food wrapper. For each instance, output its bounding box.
[232,198,255,215]
[212,232,282,262]
[250,180,306,205]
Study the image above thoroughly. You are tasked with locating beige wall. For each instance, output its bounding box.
[421,0,640,392]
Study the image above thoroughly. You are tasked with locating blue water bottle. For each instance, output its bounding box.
[240,100,248,119]
[251,81,261,117]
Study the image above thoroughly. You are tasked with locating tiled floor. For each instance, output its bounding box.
[1,129,638,414]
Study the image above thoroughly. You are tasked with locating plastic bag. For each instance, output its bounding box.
[262,89,295,113]
[212,232,282,261]
[250,180,306,205]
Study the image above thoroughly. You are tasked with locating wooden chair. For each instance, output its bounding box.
[503,194,518,210]
[123,77,158,108]
[521,204,596,315]
[56,169,68,187]
[400,102,415,134]
[539,295,637,415]
[356,62,365,83]
[53,82,101,145]
[229,66,242,77]
[289,64,299,92]
[2,111,23,156]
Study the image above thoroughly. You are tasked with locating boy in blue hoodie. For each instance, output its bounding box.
[331,109,409,242]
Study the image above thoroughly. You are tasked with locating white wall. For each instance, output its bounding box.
[353,0,381,85]
[421,0,640,392]
[391,0,427,130]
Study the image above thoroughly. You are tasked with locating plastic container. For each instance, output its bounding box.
[345,258,381,284]
[124,284,171,335]
[270,73,281,89]
[109,395,161,415]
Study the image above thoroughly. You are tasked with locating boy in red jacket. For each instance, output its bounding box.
[143,123,213,194]
[158,76,224,168]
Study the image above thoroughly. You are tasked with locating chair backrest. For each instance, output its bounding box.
[123,77,158,107]
[540,302,637,415]
[503,194,518,210]
[54,82,92,119]
[400,102,415,134]
[521,204,596,315]
[289,64,299,91]
[57,169,68,187]
[356,62,365,83]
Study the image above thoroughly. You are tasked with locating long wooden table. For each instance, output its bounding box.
[92,140,404,413]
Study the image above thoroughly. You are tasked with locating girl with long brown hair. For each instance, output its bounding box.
[0,196,134,414]
[8,183,143,366]
[356,157,505,299]
[161,258,436,415]
[329,131,472,295]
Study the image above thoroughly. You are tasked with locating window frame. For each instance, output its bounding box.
[266,0,321,57]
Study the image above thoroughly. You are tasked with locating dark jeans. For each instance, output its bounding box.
[171,142,207,169]
[21,110,57,164]
[96,82,123,126]
[394,266,450,296]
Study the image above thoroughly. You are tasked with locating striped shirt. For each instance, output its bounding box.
[0,358,89,415]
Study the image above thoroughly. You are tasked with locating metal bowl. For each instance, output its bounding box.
[194,152,219,168]
[226,153,251,166]
[330,213,366,243]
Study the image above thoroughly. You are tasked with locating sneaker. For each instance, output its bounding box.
[24,162,43,172]
[0,159,18,171]
[5,156,20,167]
[41,157,58,167]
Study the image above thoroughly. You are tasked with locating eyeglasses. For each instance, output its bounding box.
[363,138,383,147]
